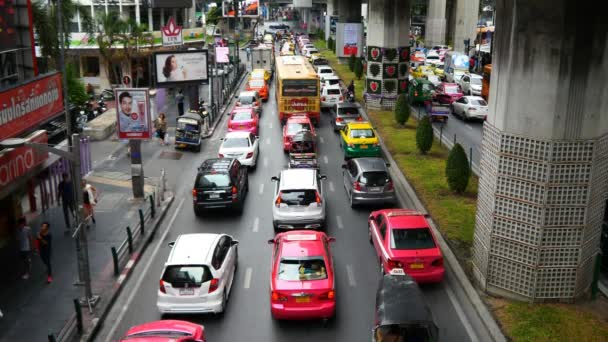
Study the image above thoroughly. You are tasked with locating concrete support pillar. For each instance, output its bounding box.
[452,0,479,53]
[365,0,410,110]
[337,0,361,23]
[148,7,153,32]
[325,0,337,41]
[473,0,608,302]
[425,0,446,47]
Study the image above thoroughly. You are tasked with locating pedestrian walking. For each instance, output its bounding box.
[154,113,168,145]
[176,89,185,116]
[82,180,97,225]
[17,217,33,279]
[37,222,52,283]
[57,173,75,233]
[246,46,251,61]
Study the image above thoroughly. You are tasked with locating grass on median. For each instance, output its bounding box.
[313,40,365,103]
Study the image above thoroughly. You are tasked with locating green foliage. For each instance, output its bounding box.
[206,6,222,25]
[354,58,363,80]
[327,37,334,51]
[66,64,89,106]
[445,143,471,194]
[394,93,410,125]
[416,116,433,154]
[349,54,356,71]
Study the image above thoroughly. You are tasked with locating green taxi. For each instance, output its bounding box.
[408,78,435,104]
[339,122,382,158]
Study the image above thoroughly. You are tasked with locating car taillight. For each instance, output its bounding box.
[159,280,166,293]
[386,181,394,191]
[322,96,326,101]
[271,291,288,302]
[339,96,344,101]
[353,181,361,191]
[432,258,443,267]
[336,117,344,122]
[356,116,363,121]
[208,278,219,293]
[348,143,355,148]
[275,193,282,207]
[315,191,322,206]
[192,189,197,197]
[246,152,253,158]
[387,259,403,270]
[254,101,259,106]
[319,290,335,300]
[219,153,224,158]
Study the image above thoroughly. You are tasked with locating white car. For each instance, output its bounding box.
[427,74,443,88]
[321,75,341,90]
[321,84,344,108]
[458,74,483,96]
[447,69,467,83]
[425,51,441,65]
[305,48,319,58]
[317,66,335,81]
[452,96,488,121]
[219,132,260,168]
[157,233,238,314]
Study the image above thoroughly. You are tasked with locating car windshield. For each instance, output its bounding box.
[471,98,487,106]
[426,55,439,60]
[360,171,389,186]
[391,228,436,250]
[162,265,212,288]
[232,111,253,121]
[470,78,482,86]
[223,137,250,148]
[327,79,340,86]
[196,174,231,188]
[327,89,341,95]
[279,189,318,206]
[422,83,434,91]
[350,129,375,139]
[287,122,311,135]
[249,79,265,88]
[239,95,256,104]
[278,257,327,281]
[337,107,359,116]
[444,85,460,94]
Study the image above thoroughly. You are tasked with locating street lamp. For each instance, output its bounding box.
[0,134,99,308]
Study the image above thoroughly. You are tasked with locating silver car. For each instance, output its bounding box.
[271,169,327,232]
[341,158,396,208]
[332,102,363,132]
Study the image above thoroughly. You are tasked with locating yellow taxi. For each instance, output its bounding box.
[280,49,295,56]
[411,65,435,79]
[250,68,271,83]
[339,122,381,158]
[431,64,445,77]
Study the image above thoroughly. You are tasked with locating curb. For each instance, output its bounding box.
[202,69,249,139]
[360,106,506,342]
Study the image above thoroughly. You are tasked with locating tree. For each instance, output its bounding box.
[327,37,334,51]
[445,143,471,194]
[66,64,88,106]
[206,5,222,25]
[354,58,364,80]
[118,19,154,87]
[416,115,433,154]
[394,93,410,125]
[349,54,356,71]
[95,12,128,86]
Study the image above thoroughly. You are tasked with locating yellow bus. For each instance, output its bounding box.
[275,55,320,125]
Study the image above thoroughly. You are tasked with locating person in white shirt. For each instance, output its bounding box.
[118,92,146,133]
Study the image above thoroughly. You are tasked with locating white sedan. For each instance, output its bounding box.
[459,74,483,96]
[451,96,489,121]
[219,131,260,168]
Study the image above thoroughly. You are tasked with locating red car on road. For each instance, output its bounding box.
[120,320,205,341]
[283,115,315,151]
[434,83,463,105]
[268,230,336,320]
[368,209,444,283]
[228,106,259,135]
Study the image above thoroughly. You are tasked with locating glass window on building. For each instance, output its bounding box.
[82,56,100,77]
[152,8,162,31]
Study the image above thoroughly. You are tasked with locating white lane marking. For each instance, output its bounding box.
[346,264,357,287]
[263,157,269,167]
[319,136,325,144]
[252,217,260,232]
[465,124,473,131]
[445,281,480,342]
[105,197,186,342]
[244,267,253,289]
[268,122,273,129]
[265,137,270,145]
[323,155,329,164]
[125,260,134,269]
[259,183,264,194]
[329,181,335,192]
[117,274,126,284]
[336,215,344,229]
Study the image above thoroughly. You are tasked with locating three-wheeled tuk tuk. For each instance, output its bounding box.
[288,131,318,169]
[409,78,435,105]
[174,113,203,152]
[373,271,439,342]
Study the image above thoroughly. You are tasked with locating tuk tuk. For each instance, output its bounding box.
[174,113,203,152]
[373,271,439,342]
[288,131,318,169]
[409,78,435,104]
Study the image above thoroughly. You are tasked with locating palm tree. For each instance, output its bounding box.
[118,19,155,87]
[95,12,128,86]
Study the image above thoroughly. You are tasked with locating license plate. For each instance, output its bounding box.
[295,296,310,303]
[209,194,220,199]
[410,263,424,269]
[179,288,194,295]
[368,187,382,192]
[359,145,368,149]
[239,126,247,129]
[390,268,406,276]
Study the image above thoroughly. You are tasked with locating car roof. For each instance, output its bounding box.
[279,169,317,189]
[167,234,220,265]
[124,320,202,339]
[199,158,234,173]
[346,122,373,129]
[278,230,327,258]
[322,75,340,80]
[336,102,358,108]
[325,84,341,90]
[463,96,487,102]
[318,66,332,70]
[239,90,258,97]
[468,74,483,79]
[376,209,430,229]
[224,131,252,139]
[232,106,255,112]
[353,157,388,172]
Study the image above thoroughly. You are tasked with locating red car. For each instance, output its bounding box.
[434,83,463,105]
[246,79,269,101]
[282,115,315,151]
[120,320,205,342]
[368,209,444,283]
[268,230,336,320]
[410,51,426,64]
[228,106,259,135]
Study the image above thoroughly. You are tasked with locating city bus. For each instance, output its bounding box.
[481,64,492,101]
[275,55,320,125]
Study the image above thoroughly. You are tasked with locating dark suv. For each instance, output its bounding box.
[193,158,249,216]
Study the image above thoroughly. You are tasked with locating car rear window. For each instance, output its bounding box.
[319,69,332,74]
[391,228,436,250]
[350,129,375,139]
[327,89,341,95]
[287,122,311,135]
[249,79,265,88]
[314,58,328,65]
[196,174,231,188]
[223,137,250,148]
[471,98,487,106]
[426,55,439,60]
[444,85,459,94]
[328,79,340,86]
[162,265,212,288]
[279,189,317,206]
[360,171,389,186]
[337,107,359,116]
[232,111,253,121]
[239,95,255,104]
[278,257,327,281]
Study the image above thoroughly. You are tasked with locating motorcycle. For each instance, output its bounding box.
[76,107,89,133]
[97,95,107,113]
[346,90,355,103]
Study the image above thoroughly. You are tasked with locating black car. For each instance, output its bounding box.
[193,158,249,216]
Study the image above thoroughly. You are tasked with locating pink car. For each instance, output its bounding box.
[268,230,336,320]
[434,83,463,105]
[120,320,205,342]
[228,106,259,135]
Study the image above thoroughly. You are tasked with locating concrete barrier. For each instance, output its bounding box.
[83,109,117,141]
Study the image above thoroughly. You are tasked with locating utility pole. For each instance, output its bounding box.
[56,0,73,147]
[233,0,240,65]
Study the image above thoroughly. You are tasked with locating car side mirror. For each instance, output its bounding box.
[168,242,175,248]
[385,163,391,167]
[320,175,327,180]
[255,136,260,140]
[327,237,336,243]
[341,164,347,169]
[267,239,276,244]
[271,176,279,182]
[231,240,239,246]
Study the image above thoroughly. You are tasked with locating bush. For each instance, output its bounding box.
[416,115,433,154]
[354,58,363,79]
[394,94,410,125]
[327,37,334,51]
[66,63,89,106]
[445,143,471,193]
[349,54,356,71]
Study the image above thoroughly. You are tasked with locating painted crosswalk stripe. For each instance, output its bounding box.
[244,267,253,289]
[263,157,269,167]
[269,122,273,129]
[259,183,264,194]
[336,215,344,229]
[319,136,325,144]
[324,155,329,164]
[253,217,260,232]
[329,181,335,192]
[117,274,126,284]
[346,264,357,287]
[265,137,270,145]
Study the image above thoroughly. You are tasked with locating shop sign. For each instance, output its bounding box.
[290,98,308,111]
[0,73,64,141]
[0,130,48,189]
[162,17,183,47]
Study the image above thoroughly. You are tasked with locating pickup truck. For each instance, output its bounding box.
[424,101,450,123]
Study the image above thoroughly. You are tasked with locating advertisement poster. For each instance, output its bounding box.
[115,88,151,140]
[343,23,359,56]
[154,50,209,86]
[329,16,338,36]
[0,130,48,189]
[223,0,259,17]
[161,17,183,47]
[215,46,230,63]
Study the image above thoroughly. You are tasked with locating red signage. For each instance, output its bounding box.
[343,46,358,56]
[0,130,48,189]
[290,98,309,111]
[0,73,64,141]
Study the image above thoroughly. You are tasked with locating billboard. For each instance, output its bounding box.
[222,0,259,17]
[0,73,64,141]
[0,130,48,189]
[215,46,230,63]
[343,23,359,56]
[115,88,152,140]
[154,50,209,86]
